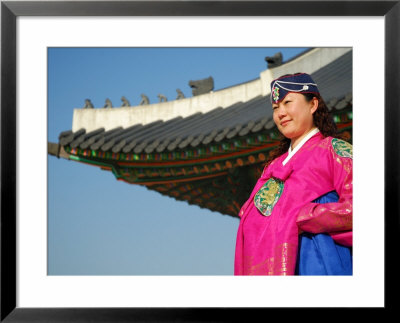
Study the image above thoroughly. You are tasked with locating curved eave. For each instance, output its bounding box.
[55,106,352,186]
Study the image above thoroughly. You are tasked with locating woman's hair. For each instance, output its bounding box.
[265,92,343,166]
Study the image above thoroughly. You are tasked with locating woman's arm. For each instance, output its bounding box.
[296,140,353,246]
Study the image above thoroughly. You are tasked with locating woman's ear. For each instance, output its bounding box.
[310,97,319,114]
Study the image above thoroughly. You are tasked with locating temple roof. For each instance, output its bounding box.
[59,50,352,156]
[51,49,353,217]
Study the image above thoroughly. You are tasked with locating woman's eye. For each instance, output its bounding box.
[284,100,291,105]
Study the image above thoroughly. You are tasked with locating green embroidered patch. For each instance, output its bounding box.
[332,138,353,159]
[254,178,284,216]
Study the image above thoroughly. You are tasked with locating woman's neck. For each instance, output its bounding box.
[290,127,318,151]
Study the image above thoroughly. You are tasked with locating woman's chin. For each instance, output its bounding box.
[280,131,297,140]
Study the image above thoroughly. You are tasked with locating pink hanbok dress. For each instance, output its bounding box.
[234,131,352,275]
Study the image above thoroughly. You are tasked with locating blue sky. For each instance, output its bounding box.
[48,47,309,275]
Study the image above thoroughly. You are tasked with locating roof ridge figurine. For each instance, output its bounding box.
[104,98,113,108]
[157,94,168,103]
[139,94,149,105]
[176,89,185,100]
[83,99,94,109]
[121,96,131,107]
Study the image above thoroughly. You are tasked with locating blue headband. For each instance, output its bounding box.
[270,73,319,104]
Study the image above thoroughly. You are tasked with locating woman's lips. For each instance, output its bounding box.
[280,120,291,126]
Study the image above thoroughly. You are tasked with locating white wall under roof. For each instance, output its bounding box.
[72,47,351,133]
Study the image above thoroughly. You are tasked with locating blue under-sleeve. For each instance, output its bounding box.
[295,191,352,275]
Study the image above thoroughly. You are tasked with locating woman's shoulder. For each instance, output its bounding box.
[324,136,353,159]
[260,152,287,177]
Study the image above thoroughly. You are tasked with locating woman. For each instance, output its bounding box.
[234,73,352,275]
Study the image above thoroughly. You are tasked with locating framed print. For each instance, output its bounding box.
[1,0,398,321]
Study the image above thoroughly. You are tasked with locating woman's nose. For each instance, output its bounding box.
[277,106,286,119]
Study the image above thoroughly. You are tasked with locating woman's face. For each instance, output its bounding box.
[272,92,318,147]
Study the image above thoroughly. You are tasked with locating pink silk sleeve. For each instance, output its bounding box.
[296,145,353,247]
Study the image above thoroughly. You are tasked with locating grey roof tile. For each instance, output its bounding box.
[60,51,352,155]
[90,127,123,150]
[59,128,85,146]
[101,124,143,151]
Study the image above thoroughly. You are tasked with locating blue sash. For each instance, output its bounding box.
[295,191,352,275]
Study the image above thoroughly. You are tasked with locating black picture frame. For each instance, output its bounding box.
[1,1,398,321]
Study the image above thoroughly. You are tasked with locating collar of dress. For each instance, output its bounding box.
[282,128,320,166]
